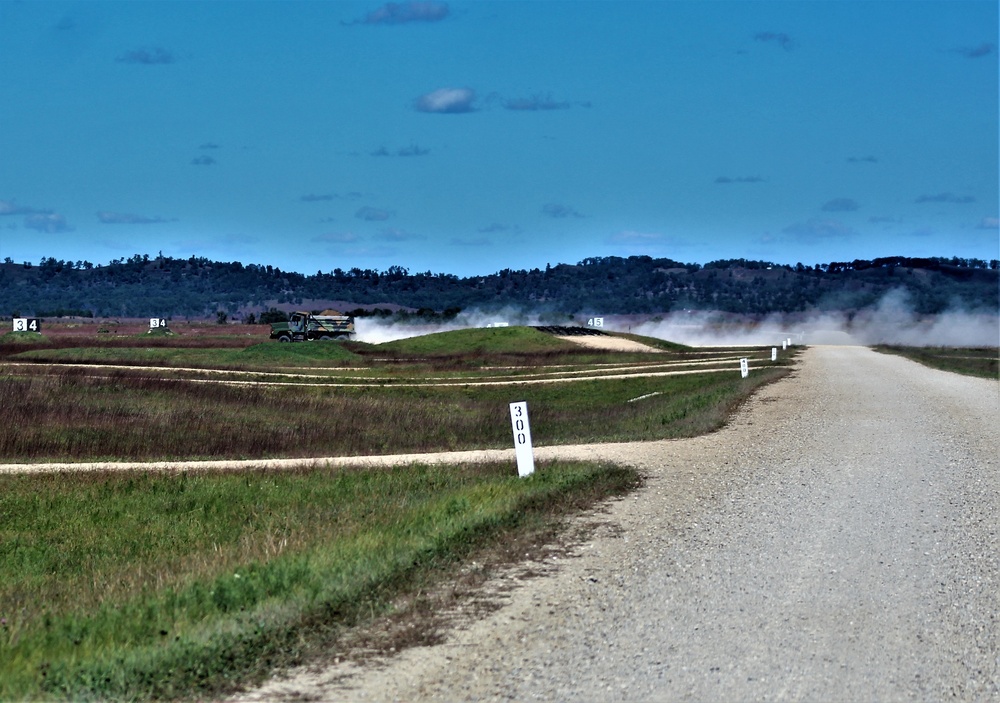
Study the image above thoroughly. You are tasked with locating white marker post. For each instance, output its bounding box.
[509,401,535,477]
[782,340,787,351]
[786,337,792,347]
[740,357,749,378]
[771,347,777,361]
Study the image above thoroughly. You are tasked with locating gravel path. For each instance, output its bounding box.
[236,345,999,702]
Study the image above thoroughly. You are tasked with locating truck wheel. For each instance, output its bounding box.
[277,335,291,343]
[319,335,332,341]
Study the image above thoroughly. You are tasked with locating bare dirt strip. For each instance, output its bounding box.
[555,335,662,352]
[224,345,998,702]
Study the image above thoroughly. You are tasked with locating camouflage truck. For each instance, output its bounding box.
[269,311,355,342]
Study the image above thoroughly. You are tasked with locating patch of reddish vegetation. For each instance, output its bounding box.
[4,320,272,350]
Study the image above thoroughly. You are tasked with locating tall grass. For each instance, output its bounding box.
[0,366,789,462]
[0,461,638,700]
[872,345,999,379]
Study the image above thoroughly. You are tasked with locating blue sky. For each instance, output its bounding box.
[1,0,997,277]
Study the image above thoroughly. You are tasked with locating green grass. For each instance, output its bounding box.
[0,365,790,462]
[238,340,360,365]
[4,341,360,369]
[872,345,998,379]
[0,461,638,701]
[373,326,581,356]
[0,332,51,345]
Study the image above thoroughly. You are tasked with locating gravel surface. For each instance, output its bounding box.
[234,345,999,702]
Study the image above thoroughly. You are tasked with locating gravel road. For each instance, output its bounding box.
[235,345,999,702]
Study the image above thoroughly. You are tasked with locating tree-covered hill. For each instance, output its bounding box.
[0,253,996,319]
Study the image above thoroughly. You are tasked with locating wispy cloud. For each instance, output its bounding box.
[397,144,430,157]
[191,155,216,166]
[953,42,996,59]
[542,203,584,218]
[821,198,860,212]
[350,1,450,26]
[370,144,430,157]
[847,155,878,163]
[503,93,570,111]
[355,206,393,221]
[607,230,666,245]
[414,87,476,113]
[915,192,975,204]
[477,222,519,234]
[24,213,72,233]
[605,230,692,252]
[0,199,49,216]
[374,227,425,242]
[312,231,361,243]
[754,31,795,51]
[339,245,398,258]
[450,236,491,246]
[715,175,765,184]
[976,217,999,230]
[199,142,220,150]
[783,218,855,241]
[174,234,258,253]
[97,211,174,224]
[116,46,176,65]
[300,193,337,202]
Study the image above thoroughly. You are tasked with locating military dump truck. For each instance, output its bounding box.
[269,311,355,342]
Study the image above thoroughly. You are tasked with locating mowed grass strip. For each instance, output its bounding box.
[6,339,362,369]
[0,460,639,701]
[872,345,999,379]
[0,364,791,462]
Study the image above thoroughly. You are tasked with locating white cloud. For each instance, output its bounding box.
[783,218,855,241]
[97,211,173,224]
[312,232,361,244]
[24,213,72,233]
[414,87,476,113]
[355,206,393,221]
[607,230,664,244]
[356,1,449,25]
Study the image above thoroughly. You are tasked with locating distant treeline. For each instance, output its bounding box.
[1,253,997,319]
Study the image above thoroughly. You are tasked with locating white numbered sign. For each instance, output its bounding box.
[771,347,777,361]
[13,318,40,333]
[740,357,749,378]
[509,401,536,477]
[587,317,604,328]
[150,318,167,329]
[782,340,787,350]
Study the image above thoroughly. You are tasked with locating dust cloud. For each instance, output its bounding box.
[353,290,999,348]
[627,290,999,347]
[353,308,545,344]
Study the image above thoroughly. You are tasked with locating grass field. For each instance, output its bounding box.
[0,325,798,700]
[0,460,638,700]
[872,345,998,379]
